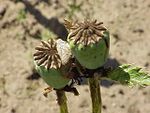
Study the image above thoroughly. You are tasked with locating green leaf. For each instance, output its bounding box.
[107,64,150,87]
[17,9,26,22]
[40,29,56,41]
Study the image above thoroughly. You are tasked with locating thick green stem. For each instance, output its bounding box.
[56,90,69,113]
[88,74,102,113]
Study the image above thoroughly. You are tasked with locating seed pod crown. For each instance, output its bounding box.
[33,38,71,70]
[66,19,107,46]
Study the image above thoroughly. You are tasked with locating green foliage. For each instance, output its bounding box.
[88,75,101,113]
[40,29,56,41]
[17,9,27,22]
[13,0,22,3]
[56,90,69,113]
[15,0,22,2]
[67,1,82,19]
[107,64,150,87]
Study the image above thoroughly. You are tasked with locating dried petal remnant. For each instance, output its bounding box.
[66,19,107,46]
[56,39,72,65]
[34,39,62,69]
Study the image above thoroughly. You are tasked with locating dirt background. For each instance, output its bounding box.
[0,0,150,113]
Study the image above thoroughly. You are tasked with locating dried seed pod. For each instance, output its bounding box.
[66,19,110,69]
[33,38,72,89]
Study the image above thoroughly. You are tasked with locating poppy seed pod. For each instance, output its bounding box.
[66,20,110,69]
[33,38,72,89]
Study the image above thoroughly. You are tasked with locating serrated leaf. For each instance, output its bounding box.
[107,64,150,87]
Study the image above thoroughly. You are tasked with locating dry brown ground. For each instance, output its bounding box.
[0,0,150,113]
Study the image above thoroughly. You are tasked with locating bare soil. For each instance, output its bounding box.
[0,0,150,113]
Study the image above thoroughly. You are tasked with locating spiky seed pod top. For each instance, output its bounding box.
[34,39,62,69]
[33,38,72,89]
[66,20,107,46]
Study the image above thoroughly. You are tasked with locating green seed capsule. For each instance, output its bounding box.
[35,63,70,89]
[66,20,110,69]
[33,38,72,89]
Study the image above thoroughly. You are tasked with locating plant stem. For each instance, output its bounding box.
[56,90,69,113]
[88,74,102,113]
